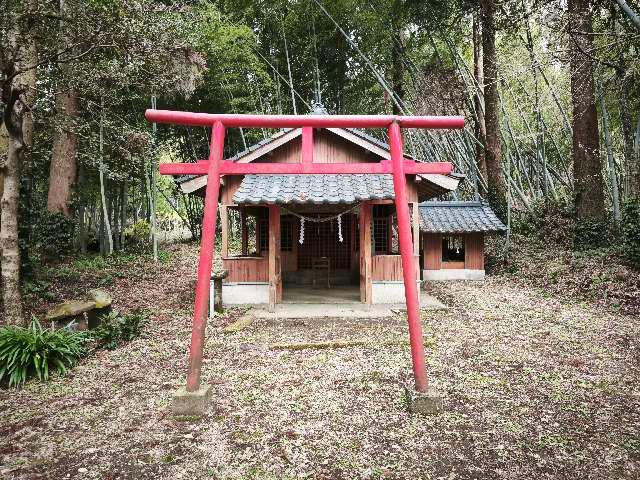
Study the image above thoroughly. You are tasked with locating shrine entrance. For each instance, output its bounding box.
[282,210,358,289]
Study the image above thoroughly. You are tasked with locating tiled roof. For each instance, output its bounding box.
[419,201,506,233]
[233,174,396,205]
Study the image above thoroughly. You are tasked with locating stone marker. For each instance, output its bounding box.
[223,314,253,333]
[45,289,113,331]
[211,263,229,314]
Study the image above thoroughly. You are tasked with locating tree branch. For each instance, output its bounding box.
[614,0,640,31]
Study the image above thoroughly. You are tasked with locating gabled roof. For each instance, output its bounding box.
[419,201,506,233]
[227,127,410,163]
[175,126,464,199]
[233,174,396,205]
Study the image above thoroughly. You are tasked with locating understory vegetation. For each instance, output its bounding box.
[0,310,147,387]
[487,199,640,315]
[2,0,640,325]
[1,243,639,478]
[0,319,88,387]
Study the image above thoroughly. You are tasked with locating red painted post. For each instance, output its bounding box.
[186,120,226,392]
[145,109,465,130]
[301,126,314,170]
[388,121,428,393]
[159,160,453,176]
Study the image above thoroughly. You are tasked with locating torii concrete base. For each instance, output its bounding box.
[405,387,444,415]
[171,385,212,416]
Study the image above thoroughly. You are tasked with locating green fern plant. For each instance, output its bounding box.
[91,309,147,349]
[0,318,88,387]
[120,310,147,342]
[91,311,122,350]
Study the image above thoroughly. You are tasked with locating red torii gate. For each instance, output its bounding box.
[146,110,464,405]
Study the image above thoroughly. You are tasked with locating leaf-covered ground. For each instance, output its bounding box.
[2,243,640,479]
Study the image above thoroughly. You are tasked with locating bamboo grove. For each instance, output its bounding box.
[1,0,640,323]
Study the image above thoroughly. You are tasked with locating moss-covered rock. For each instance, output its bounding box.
[88,289,112,309]
[46,300,95,321]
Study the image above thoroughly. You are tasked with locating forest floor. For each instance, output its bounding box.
[2,242,640,479]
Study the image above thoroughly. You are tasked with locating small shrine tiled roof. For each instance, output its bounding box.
[419,201,506,233]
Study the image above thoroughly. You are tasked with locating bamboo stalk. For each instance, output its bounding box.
[598,80,621,222]
[99,98,113,255]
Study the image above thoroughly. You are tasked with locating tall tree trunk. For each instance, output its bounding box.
[47,89,77,216]
[1,17,36,324]
[480,0,507,219]
[472,13,487,192]
[0,124,7,232]
[598,82,621,222]
[568,0,605,220]
[1,136,23,323]
[120,179,128,249]
[111,188,120,251]
[99,102,113,255]
[47,0,76,217]
[77,164,87,253]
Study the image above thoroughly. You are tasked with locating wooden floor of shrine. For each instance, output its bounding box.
[282,285,360,304]
[253,287,447,320]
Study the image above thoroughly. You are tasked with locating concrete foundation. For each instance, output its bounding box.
[423,269,485,281]
[171,385,212,416]
[371,281,422,304]
[405,387,444,415]
[216,283,269,307]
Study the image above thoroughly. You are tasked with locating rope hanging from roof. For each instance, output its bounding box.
[280,203,361,223]
[281,203,360,245]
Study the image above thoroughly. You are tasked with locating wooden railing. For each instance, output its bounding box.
[223,256,269,283]
[371,254,419,281]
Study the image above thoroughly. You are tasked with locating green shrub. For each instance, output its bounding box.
[0,319,88,387]
[572,218,611,251]
[92,309,147,349]
[123,220,152,249]
[24,280,57,301]
[512,199,616,251]
[622,199,640,268]
[92,311,122,350]
[33,212,77,258]
[511,199,574,248]
[120,310,147,341]
[73,255,109,272]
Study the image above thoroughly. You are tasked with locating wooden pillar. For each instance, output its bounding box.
[387,212,393,254]
[412,202,422,305]
[220,204,229,258]
[256,216,261,255]
[240,208,248,255]
[268,205,282,309]
[412,203,420,256]
[359,203,372,304]
[350,214,357,271]
[292,217,299,270]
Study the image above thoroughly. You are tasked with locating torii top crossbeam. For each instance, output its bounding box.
[147,109,464,129]
[146,109,464,403]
